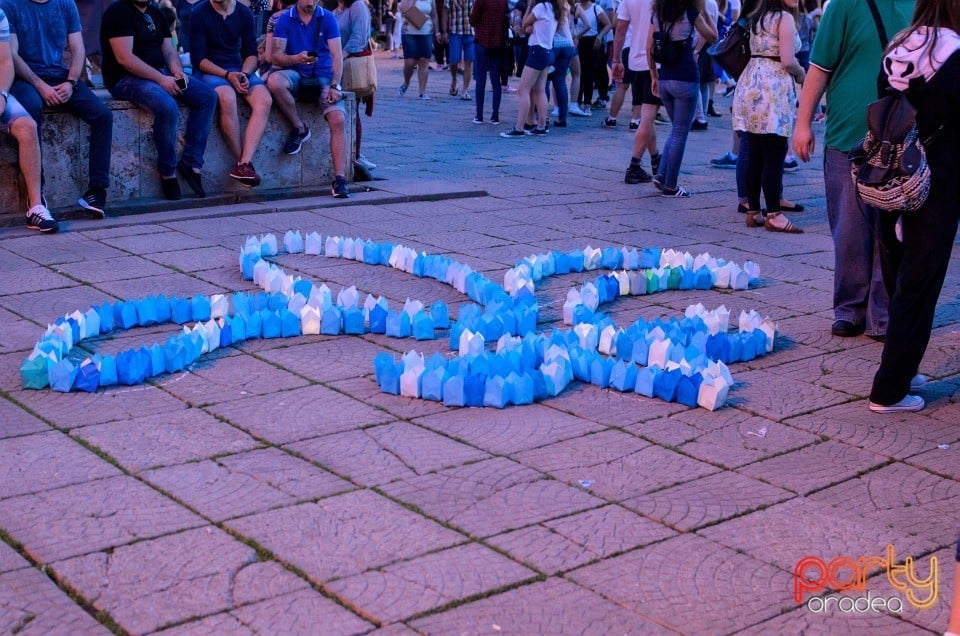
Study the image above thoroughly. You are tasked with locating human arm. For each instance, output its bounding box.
[327,35,343,101]
[594,6,611,47]
[8,33,63,105]
[778,11,805,83]
[693,0,718,43]
[791,64,829,161]
[0,40,14,110]
[432,0,443,38]
[521,1,537,28]
[646,21,658,95]
[109,35,182,94]
[270,35,319,67]
[610,17,628,80]
[573,5,588,36]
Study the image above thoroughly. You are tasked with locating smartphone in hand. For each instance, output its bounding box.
[306,51,318,58]
[175,77,188,90]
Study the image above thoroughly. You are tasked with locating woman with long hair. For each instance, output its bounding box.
[731,0,805,230]
[500,0,560,136]
[335,0,377,171]
[647,0,717,197]
[867,0,960,412]
[398,0,441,99]
[573,0,610,113]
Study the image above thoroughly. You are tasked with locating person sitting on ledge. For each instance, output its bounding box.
[0,8,56,232]
[101,0,218,200]
[267,0,351,198]
[190,0,272,187]
[4,0,114,218]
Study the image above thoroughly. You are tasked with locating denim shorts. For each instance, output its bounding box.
[402,34,433,60]
[525,45,554,71]
[195,70,266,91]
[448,33,475,63]
[272,69,347,117]
[0,93,30,134]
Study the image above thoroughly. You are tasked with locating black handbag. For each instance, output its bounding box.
[297,76,322,103]
[709,18,750,80]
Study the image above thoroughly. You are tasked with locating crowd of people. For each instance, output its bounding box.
[0,0,361,235]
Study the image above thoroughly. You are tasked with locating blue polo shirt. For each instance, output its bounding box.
[273,5,340,78]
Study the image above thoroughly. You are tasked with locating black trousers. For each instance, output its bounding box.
[744,132,787,213]
[870,164,960,405]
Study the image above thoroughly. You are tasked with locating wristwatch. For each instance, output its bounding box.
[331,83,342,91]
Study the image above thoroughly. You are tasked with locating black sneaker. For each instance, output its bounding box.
[629,120,639,130]
[650,152,661,176]
[592,98,607,108]
[161,176,182,200]
[523,123,536,132]
[500,129,526,138]
[177,161,205,198]
[602,117,617,128]
[331,175,350,198]
[552,120,567,127]
[283,125,311,155]
[529,127,548,135]
[78,188,106,218]
[691,120,708,131]
[624,164,652,184]
[26,205,59,232]
[489,116,500,125]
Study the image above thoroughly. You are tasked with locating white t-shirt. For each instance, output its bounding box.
[529,2,558,48]
[617,0,652,71]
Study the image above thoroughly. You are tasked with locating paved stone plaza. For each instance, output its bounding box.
[0,55,957,634]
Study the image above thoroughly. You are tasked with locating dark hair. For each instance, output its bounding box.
[747,0,796,34]
[535,0,561,23]
[159,5,178,29]
[653,0,694,26]
[887,0,960,64]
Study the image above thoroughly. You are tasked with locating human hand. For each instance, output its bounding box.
[53,81,74,102]
[159,74,181,96]
[792,123,815,162]
[37,81,63,106]
[229,71,249,94]
[611,61,624,81]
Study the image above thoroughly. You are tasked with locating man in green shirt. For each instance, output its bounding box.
[793,0,913,340]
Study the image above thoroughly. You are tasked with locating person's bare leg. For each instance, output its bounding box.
[417,58,429,94]
[514,66,537,130]
[532,69,549,128]
[631,102,657,160]
[215,85,243,161]
[569,56,581,109]
[608,81,627,119]
[267,72,304,131]
[10,117,43,207]
[326,109,347,176]
[462,60,472,96]
[402,57,416,88]
[449,61,459,94]
[241,85,272,164]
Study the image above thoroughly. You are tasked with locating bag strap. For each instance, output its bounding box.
[864,0,888,47]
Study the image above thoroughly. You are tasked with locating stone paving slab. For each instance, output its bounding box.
[0,431,120,499]
[381,457,603,538]
[204,384,392,445]
[226,490,464,583]
[72,408,259,472]
[674,416,820,469]
[327,543,536,623]
[410,577,678,635]
[737,440,888,495]
[253,337,398,384]
[0,567,108,635]
[487,505,677,575]
[515,432,719,501]
[8,384,188,430]
[624,470,794,532]
[52,526,257,635]
[0,397,49,439]
[738,608,930,635]
[0,540,28,574]
[567,533,794,634]
[143,447,354,521]
[0,475,203,562]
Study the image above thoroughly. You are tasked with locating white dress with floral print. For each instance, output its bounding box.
[731,12,800,138]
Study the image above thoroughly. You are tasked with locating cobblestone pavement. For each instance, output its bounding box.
[1,54,957,635]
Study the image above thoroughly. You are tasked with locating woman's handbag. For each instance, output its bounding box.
[709,18,750,80]
[400,0,429,29]
[343,51,378,98]
[296,76,323,103]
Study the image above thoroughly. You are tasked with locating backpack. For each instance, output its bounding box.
[849,91,937,212]
[652,8,696,67]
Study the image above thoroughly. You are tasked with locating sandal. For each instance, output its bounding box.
[764,212,804,233]
[745,211,764,227]
[449,79,458,96]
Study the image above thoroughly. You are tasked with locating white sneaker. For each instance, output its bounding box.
[568,104,590,117]
[356,154,377,170]
[551,106,559,117]
[869,394,925,413]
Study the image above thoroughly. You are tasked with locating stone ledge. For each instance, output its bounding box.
[0,89,356,219]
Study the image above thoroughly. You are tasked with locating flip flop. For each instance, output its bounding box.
[449,79,458,95]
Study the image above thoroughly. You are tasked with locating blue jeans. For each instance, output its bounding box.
[11,77,113,189]
[549,45,575,124]
[657,79,698,190]
[110,73,217,176]
[474,45,504,121]
[824,146,889,336]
